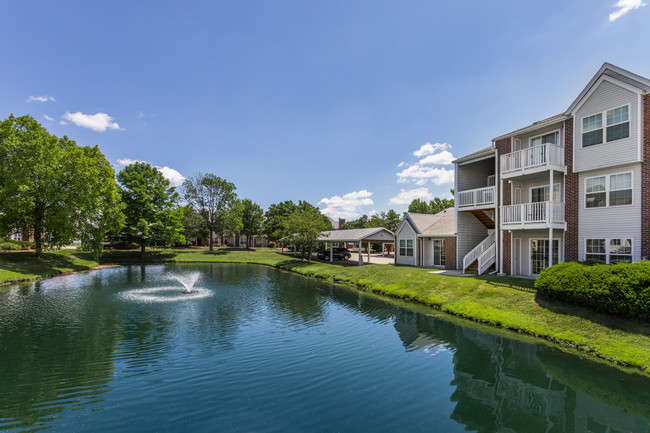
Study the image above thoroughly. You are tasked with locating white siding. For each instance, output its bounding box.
[396,221,416,266]
[456,211,489,266]
[456,157,495,192]
[577,163,642,261]
[574,80,640,173]
[511,230,564,276]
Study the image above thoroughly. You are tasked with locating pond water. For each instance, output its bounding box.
[0,264,649,433]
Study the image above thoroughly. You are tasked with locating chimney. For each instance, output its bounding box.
[338,218,345,229]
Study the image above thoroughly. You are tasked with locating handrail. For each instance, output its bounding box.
[457,186,496,208]
[501,201,565,225]
[500,143,565,174]
[477,242,496,274]
[463,232,496,272]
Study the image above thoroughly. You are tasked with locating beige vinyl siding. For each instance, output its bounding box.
[395,221,416,266]
[577,163,642,261]
[456,211,489,266]
[512,123,564,150]
[574,80,640,173]
[456,157,495,192]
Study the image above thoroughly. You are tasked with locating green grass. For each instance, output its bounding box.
[2,247,650,374]
[0,250,100,284]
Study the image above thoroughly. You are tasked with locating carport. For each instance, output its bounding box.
[318,227,395,265]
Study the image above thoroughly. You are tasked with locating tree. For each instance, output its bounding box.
[341,215,369,230]
[181,206,208,245]
[263,200,297,241]
[183,173,237,251]
[0,115,124,258]
[383,209,402,232]
[407,195,454,214]
[283,207,331,262]
[117,162,184,260]
[239,199,264,248]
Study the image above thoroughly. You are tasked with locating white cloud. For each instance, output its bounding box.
[63,111,122,132]
[413,142,450,157]
[136,111,146,118]
[389,188,434,205]
[397,165,454,185]
[26,95,55,103]
[609,0,646,21]
[43,115,54,121]
[158,166,186,187]
[117,158,142,166]
[397,161,407,167]
[318,190,374,219]
[418,150,455,165]
[59,120,67,125]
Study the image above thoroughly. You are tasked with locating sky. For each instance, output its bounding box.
[1,0,649,220]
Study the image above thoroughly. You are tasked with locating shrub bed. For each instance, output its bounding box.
[535,261,650,320]
[0,239,35,251]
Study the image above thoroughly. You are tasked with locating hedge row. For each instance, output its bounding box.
[0,239,36,251]
[535,261,650,320]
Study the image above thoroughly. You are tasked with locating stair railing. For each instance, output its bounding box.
[462,232,496,273]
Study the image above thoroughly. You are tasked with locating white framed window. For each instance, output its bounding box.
[585,172,632,208]
[399,239,413,257]
[581,105,630,148]
[585,238,632,264]
[606,105,630,142]
[530,130,560,147]
[10,232,22,241]
[529,183,561,203]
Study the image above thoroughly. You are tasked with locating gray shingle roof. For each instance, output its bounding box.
[318,227,394,242]
[406,208,455,237]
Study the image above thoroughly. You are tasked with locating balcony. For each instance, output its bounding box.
[501,201,566,230]
[457,186,496,210]
[500,143,565,179]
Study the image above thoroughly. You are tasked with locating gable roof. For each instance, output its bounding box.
[318,227,394,242]
[453,145,495,164]
[492,113,568,142]
[400,208,455,237]
[566,63,650,115]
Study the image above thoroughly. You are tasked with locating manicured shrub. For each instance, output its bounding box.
[536,261,650,320]
[267,241,276,249]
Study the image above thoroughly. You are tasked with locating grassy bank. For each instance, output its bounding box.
[2,247,650,373]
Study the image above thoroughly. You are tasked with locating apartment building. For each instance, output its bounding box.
[455,63,650,277]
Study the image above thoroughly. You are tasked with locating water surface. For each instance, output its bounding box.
[0,264,648,432]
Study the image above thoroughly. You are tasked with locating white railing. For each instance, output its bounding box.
[500,143,565,175]
[463,232,496,273]
[477,242,496,275]
[500,202,565,225]
[457,186,496,208]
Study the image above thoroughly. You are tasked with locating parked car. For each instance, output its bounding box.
[317,247,351,261]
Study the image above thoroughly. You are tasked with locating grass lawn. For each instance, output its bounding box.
[2,247,650,374]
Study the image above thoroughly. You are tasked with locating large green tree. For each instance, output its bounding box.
[263,200,297,241]
[283,207,331,262]
[183,173,237,251]
[0,115,124,258]
[407,194,454,215]
[117,162,184,260]
[239,199,264,248]
[181,206,208,246]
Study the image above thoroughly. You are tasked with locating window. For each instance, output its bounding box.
[582,114,603,147]
[610,239,632,263]
[531,184,561,203]
[585,176,606,208]
[10,232,22,241]
[585,172,632,208]
[586,239,606,263]
[609,173,632,206]
[531,131,559,147]
[585,238,632,264]
[399,239,413,257]
[606,106,629,142]
[582,105,630,147]
[531,239,559,274]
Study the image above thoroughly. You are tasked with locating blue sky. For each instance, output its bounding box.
[2,1,649,219]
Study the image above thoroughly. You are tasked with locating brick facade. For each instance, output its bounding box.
[494,138,512,274]
[642,94,650,259]
[564,118,579,262]
[444,236,456,270]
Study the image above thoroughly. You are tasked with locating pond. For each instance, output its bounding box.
[0,264,649,432]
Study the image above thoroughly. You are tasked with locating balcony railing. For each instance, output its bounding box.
[501,202,565,226]
[457,186,496,208]
[500,143,565,176]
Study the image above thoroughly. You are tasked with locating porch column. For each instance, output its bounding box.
[549,169,554,269]
[382,243,385,256]
[358,241,363,266]
[414,237,418,267]
[330,243,334,262]
[367,241,370,263]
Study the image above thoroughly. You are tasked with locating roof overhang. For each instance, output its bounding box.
[453,147,496,165]
[492,115,568,142]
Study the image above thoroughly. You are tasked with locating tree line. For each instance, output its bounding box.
[0,115,453,261]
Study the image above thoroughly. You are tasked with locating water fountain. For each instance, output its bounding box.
[120,271,212,303]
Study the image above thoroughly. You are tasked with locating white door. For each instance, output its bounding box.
[513,238,521,275]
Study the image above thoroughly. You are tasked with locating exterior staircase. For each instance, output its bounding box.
[469,209,495,229]
[462,233,496,275]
